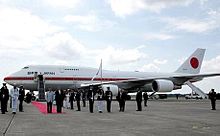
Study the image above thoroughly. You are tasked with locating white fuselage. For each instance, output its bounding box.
[4,65,173,91]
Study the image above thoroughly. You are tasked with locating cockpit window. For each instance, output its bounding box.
[22,66,29,69]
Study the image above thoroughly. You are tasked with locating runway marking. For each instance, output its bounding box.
[3,114,15,136]
[98,118,114,121]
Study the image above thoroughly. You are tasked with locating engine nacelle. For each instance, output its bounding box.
[101,84,119,96]
[152,80,174,92]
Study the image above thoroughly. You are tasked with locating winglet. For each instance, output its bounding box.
[175,48,206,74]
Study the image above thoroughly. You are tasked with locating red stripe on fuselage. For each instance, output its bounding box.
[4,77,34,80]
[4,77,129,81]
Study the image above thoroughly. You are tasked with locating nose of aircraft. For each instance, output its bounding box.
[4,74,15,85]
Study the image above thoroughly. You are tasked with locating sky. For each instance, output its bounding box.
[0,0,220,94]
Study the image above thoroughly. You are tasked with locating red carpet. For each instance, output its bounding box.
[32,101,64,114]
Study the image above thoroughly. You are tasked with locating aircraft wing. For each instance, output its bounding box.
[81,77,155,89]
[173,73,220,80]
[81,73,220,90]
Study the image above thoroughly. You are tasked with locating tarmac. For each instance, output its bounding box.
[0,98,220,136]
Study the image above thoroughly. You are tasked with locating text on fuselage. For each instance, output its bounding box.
[27,72,56,75]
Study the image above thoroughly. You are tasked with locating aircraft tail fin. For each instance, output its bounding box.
[175,48,205,74]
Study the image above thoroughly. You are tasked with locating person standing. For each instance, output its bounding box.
[117,89,123,112]
[63,90,68,109]
[88,88,95,113]
[18,85,25,112]
[0,83,9,114]
[66,90,70,109]
[120,90,127,112]
[82,90,87,107]
[136,90,142,111]
[105,87,113,112]
[116,89,121,110]
[175,94,179,100]
[209,89,217,110]
[75,90,81,111]
[10,85,19,114]
[69,90,75,110]
[117,89,127,112]
[97,89,104,113]
[143,92,148,107]
[46,88,54,113]
[55,90,63,113]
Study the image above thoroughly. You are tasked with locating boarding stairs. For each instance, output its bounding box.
[37,74,46,101]
[185,81,208,99]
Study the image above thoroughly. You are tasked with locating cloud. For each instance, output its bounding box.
[163,9,220,33]
[43,0,81,9]
[64,13,115,32]
[207,10,218,16]
[200,0,208,5]
[163,17,218,33]
[95,46,146,65]
[0,6,144,66]
[44,32,86,60]
[0,7,60,51]
[139,59,167,72]
[42,33,146,66]
[153,59,167,65]
[144,33,174,40]
[178,57,187,65]
[107,0,194,17]
[139,63,160,72]
[202,55,220,73]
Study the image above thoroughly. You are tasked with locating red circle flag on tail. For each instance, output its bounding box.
[175,48,205,74]
[190,57,199,69]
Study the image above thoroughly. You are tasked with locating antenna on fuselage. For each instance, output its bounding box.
[91,59,103,84]
[100,59,102,84]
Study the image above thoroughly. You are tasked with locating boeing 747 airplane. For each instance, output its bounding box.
[3,48,220,96]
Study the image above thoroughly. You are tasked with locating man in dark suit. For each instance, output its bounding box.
[18,85,25,112]
[209,89,217,110]
[117,89,127,112]
[75,90,81,111]
[136,89,142,111]
[87,88,95,113]
[55,90,63,113]
[69,90,75,110]
[0,83,9,114]
[82,91,86,107]
[143,92,148,107]
[105,87,113,112]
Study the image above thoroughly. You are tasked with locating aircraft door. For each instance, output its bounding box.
[59,67,64,73]
[72,71,78,88]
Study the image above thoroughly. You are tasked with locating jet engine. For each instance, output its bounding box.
[152,79,174,92]
[101,84,119,96]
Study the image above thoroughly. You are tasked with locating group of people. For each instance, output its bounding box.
[46,87,115,113]
[1,82,218,115]
[45,87,151,114]
[0,83,25,114]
